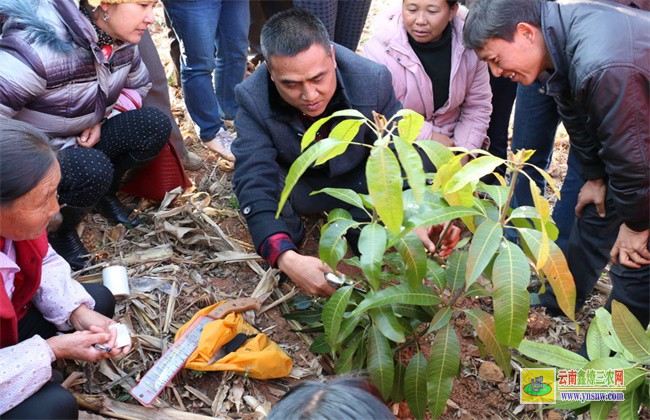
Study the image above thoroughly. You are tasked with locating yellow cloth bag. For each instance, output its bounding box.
[175,302,293,379]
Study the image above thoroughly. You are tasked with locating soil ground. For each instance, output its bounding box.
[68,2,641,419]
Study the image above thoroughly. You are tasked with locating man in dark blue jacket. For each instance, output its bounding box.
[232,9,458,295]
[464,0,650,330]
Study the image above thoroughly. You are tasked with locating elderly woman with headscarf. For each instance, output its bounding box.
[0,119,130,419]
[0,0,171,270]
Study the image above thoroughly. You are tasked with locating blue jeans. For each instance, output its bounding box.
[511,82,585,253]
[163,0,249,141]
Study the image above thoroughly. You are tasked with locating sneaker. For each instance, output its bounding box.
[180,151,203,171]
[204,128,235,162]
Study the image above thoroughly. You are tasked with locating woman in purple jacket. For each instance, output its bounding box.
[0,0,170,270]
[362,0,492,153]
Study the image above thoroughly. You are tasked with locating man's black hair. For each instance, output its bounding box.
[463,0,544,50]
[260,8,331,64]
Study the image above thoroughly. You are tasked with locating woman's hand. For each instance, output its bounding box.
[69,305,131,356]
[46,326,115,362]
[430,132,455,148]
[76,122,102,148]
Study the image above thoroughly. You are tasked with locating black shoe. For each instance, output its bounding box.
[49,229,89,271]
[95,193,140,228]
[96,153,154,228]
[48,206,91,271]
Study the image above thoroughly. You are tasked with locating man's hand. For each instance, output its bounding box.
[575,178,606,218]
[46,326,116,362]
[69,305,130,356]
[76,123,102,148]
[610,225,650,268]
[277,250,338,296]
[413,222,461,257]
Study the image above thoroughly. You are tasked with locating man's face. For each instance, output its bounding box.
[267,44,337,117]
[476,24,548,86]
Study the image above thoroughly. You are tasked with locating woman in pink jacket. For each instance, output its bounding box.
[362,0,492,151]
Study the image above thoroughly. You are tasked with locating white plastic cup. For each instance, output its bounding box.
[102,266,130,297]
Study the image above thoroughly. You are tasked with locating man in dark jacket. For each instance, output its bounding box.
[232,9,458,296]
[464,0,650,329]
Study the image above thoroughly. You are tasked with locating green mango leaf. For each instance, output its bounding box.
[394,136,426,201]
[277,138,349,217]
[492,241,530,291]
[327,208,353,223]
[473,197,501,223]
[594,308,634,358]
[300,110,366,151]
[611,300,650,364]
[314,188,365,211]
[367,324,394,398]
[493,287,529,348]
[509,206,541,221]
[582,357,644,395]
[466,219,503,288]
[516,339,589,369]
[394,231,428,288]
[353,329,369,371]
[367,146,404,234]
[351,284,441,317]
[492,241,531,347]
[586,315,611,361]
[618,385,643,420]
[414,139,455,171]
[427,323,460,418]
[428,306,453,333]
[319,219,358,270]
[336,315,362,346]
[392,304,432,323]
[477,183,510,210]
[465,282,493,298]
[358,223,387,290]
[315,119,365,165]
[359,193,374,211]
[589,401,616,420]
[391,361,407,403]
[426,259,446,290]
[518,228,576,321]
[334,335,362,374]
[405,206,482,232]
[446,251,468,292]
[405,353,428,419]
[282,309,322,324]
[396,109,425,142]
[322,286,353,349]
[465,309,512,376]
[309,333,332,354]
[370,307,406,343]
[445,155,504,194]
[641,382,650,410]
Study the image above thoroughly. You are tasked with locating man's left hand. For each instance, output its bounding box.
[610,225,650,268]
[413,223,461,257]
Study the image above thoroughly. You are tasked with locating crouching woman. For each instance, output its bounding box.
[0,119,130,419]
